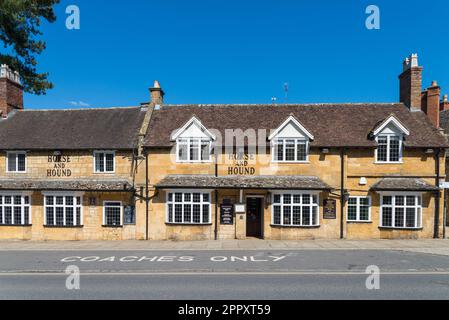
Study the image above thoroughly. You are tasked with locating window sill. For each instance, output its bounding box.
[271,161,310,164]
[102,225,123,228]
[165,222,212,226]
[44,225,84,229]
[0,224,32,227]
[374,161,403,165]
[270,224,320,229]
[347,221,372,224]
[378,226,423,231]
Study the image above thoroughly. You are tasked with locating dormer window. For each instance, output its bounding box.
[376,134,401,162]
[177,138,211,162]
[269,115,313,163]
[273,139,308,162]
[171,116,215,163]
[373,115,409,164]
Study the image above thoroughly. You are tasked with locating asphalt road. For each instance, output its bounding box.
[1,249,449,299]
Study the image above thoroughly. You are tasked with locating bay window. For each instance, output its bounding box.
[273,139,308,162]
[177,138,211,162]
[272,192,319,227]
[0,194,31,225]
[166,191,211,224]
[45,194,82,227]
[380,194,422,229]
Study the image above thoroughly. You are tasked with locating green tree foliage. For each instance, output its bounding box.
[0,0,60,94]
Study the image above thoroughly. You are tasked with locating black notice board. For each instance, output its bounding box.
[220,204,234,225]
[323,199,336,219]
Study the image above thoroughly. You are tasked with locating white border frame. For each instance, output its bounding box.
[103,200,123,226]
[93,150,116,173]
[379,192,423,229]
[165,189,212,225]
[271,190,320,227]
[43,192,84,226]
[271,138,310,163]
[374,133,404,164]
[0,191,32,225]
[176,138,213,163]
[6,151,27,173]
[346,196,372,222]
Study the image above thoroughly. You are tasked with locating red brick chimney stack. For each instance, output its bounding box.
[421,80,440,128]
[440,94,449,111]
[0,64,23,118]
[399,54,423,112]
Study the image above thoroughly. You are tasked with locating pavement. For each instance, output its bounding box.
[2,239,449,255]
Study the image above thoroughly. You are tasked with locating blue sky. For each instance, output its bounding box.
[20,0,449,109]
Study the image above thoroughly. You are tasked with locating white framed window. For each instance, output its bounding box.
[272,138,308,162]
[272,192,319,227]
[376,134,402,163]
[0,193,31,225]
[103,201,122,226]
[347,196,371,222]
[380,194,422,229]
[176,138,211,162]
[44,193,83,227]
[166,191,211,224]
[6,151,26,173]
[94,151,115,173]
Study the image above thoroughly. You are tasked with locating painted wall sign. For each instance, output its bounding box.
[220,203,234,225]
[227,153,256,175]
[47,154,72,177]
[323,199,336,219]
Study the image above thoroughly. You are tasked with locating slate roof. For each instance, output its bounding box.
[144,103,449,148]
[440,109,449,135]
[0,179,134,191]
[0,107,146,150]
[155,175,332,190]
[370,177,438,192]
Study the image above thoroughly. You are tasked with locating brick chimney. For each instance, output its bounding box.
[421,81,441,128]
[399,54,423,111]
[440,94,449,111]
[149,80,164,107]
[0,64,23,117]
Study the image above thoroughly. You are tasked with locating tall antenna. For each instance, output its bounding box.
[284,82,289,101]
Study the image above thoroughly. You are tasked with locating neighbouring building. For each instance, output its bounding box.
[0,54,448,241]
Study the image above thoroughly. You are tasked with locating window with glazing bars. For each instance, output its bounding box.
[45,195,82,226]
[0,194,30,225]
[167,192,211,224]
[94,151,115,172]
[273,139,308,162]
[104,201,122,226]
[376,135,401,162]
[381,195,422,228]
[272,193,319,226]
[7,152,26,172]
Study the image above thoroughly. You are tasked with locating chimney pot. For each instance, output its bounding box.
[431,80,438,87]
[444,94,448,103]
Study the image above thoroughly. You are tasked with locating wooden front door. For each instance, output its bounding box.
[246,197,262,238]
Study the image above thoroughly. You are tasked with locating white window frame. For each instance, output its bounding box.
[0,192,32,226]
[166,190,212,224]
[271,138,309,163]
[6,151,27,173]
[271,191,320,227]
[93,150,116,173]
[43,192,83,227]
[375,134,403,163]
[379,192,422,229]
[103,201,123,226]
[346,196,372,222]
[176,138,212,163]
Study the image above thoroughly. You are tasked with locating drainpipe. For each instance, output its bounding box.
[145,150,149,241]
[434,148,441,239]
[214,151,218,240]
[340,148,345,239]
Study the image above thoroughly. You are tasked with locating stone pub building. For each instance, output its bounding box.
[0,54,448,241]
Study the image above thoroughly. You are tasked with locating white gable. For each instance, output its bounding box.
[373,115,410,136]
[268,115,314,140]
[171,116,215,140]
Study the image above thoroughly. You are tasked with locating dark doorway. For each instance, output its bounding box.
[246,197,263,238]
